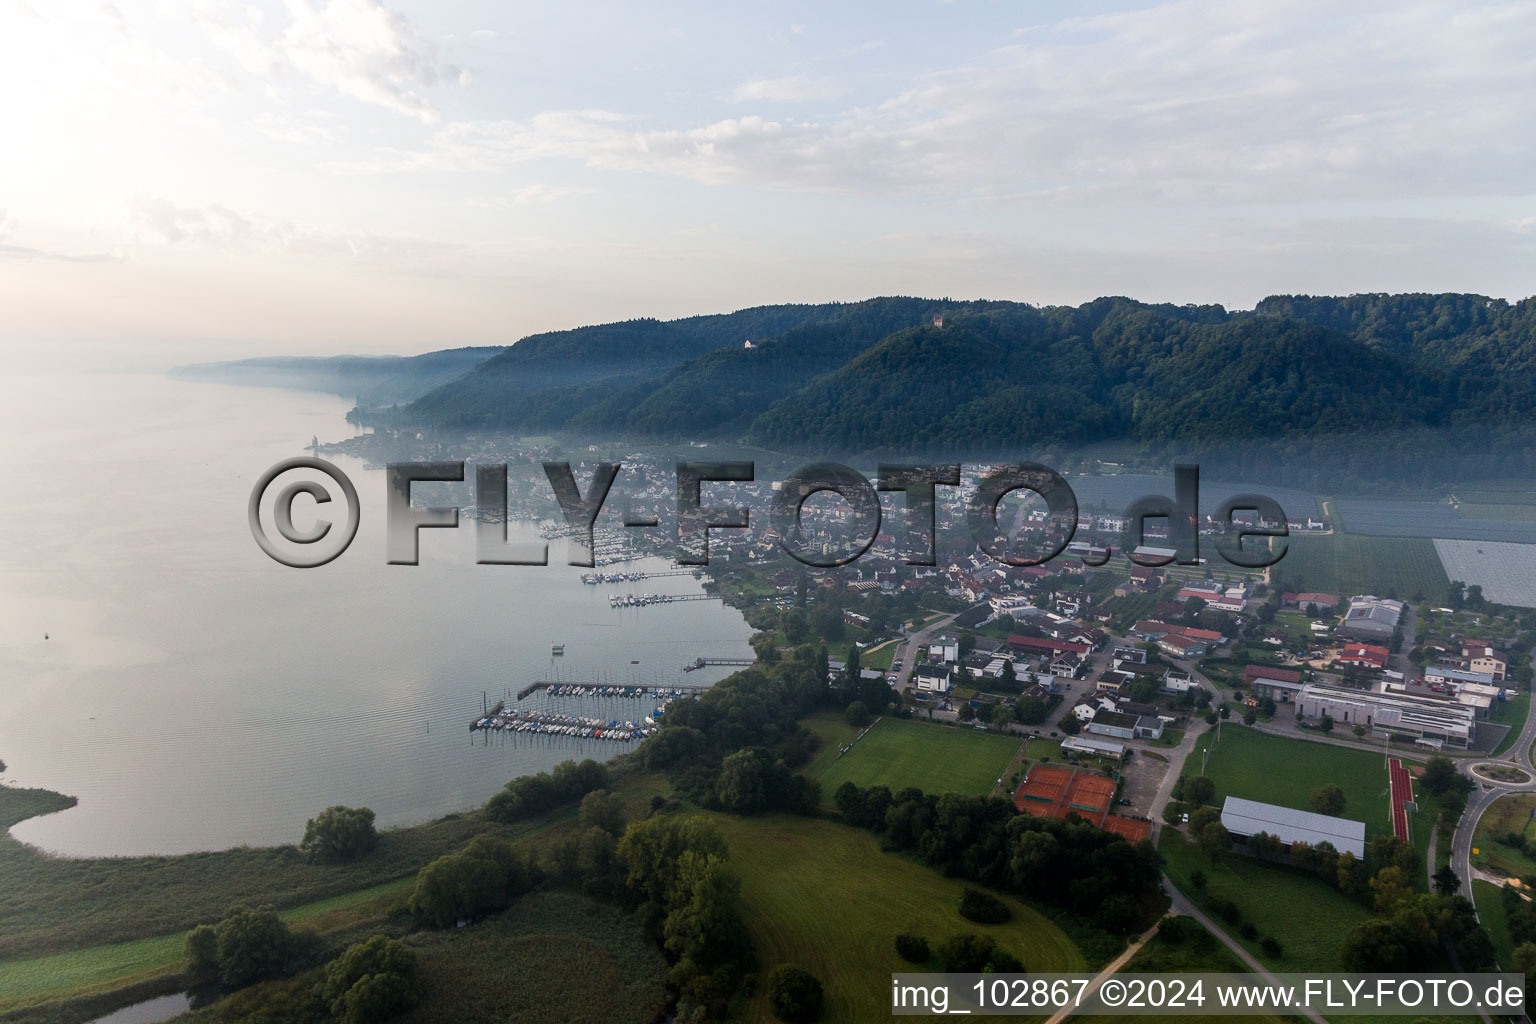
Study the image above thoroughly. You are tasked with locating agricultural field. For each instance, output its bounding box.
[711,813,1086,1023]
[1271,533,1449,602]
[817,717,1022,800]
[1458,504,1536,523]
[1181,727,1391,838]
[1334,498,1536,544]
[1433,539,1536,610]
[394,890,668,1024]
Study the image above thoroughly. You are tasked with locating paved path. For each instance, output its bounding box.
[1042,921,1161,1024]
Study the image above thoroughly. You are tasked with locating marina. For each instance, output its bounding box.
[470,705,657,742]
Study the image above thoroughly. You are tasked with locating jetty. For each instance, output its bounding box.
[682,657,755,672]
[608,592,721,607]
[580,569,706,584]
[514,680,712,701]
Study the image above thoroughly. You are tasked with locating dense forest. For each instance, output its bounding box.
[192,292,1536,488]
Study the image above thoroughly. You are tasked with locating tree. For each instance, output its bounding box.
[989,703,1014,729]
[844,701,871,727]
[185,924,219,984]
[579,789,627,835]
[321,935,423,1024]
[1057,712,1081,735]
[1198,822,1232,863]
[1318,714,1334,734]
[1310,784,1345,816]
[1370,866,1414,912]
[1514,942,1536,1009]
[1014,695,1047,725]
[1242,707,1257,726]
[999,659,1018,692]
[895,934,930,963]
[1353,724,1367,738]
[1185,775,1216,807]
[409,836,532,928]
[716,748,771,814]
[208,905,297,988]
[299,806,378,864]
[958,703,976,722]
[1420,756,1471,798]
[1433,865,1460,896]
[767,964,823,1022]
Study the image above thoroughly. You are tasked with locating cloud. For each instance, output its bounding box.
[0,210,124,262]
[126,197,459,262]
[508,184,594,204]
[731,74,842,102]
[325,0,1536,205]
[186,0,463,122]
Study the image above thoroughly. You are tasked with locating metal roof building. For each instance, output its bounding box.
[1219,795,1367,858]
[1297,681,1474,747]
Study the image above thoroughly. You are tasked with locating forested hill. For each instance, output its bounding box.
[389,292,1536,465]
[170,346,501,406]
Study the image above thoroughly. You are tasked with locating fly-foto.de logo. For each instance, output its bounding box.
[249,460,1287,571]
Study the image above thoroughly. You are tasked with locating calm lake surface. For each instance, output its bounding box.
[0,363,751,856]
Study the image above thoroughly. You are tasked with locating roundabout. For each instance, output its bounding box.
[1469,762,1535,787]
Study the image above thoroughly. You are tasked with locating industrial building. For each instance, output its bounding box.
[1296,682,1474,748]
[1337,595,1404,642]
[1220,795,1367,859]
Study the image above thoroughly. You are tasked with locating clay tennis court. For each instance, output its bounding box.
[1012,764,1149,841]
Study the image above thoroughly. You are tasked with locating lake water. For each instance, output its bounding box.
[0,363,751,856]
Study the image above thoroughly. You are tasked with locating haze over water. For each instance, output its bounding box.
[0,357,751,856]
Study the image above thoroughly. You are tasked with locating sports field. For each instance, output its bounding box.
[817,717,1022,798]
[712,812,1085,1022]
[1271,533,1448,602]
[1182,727,1391,838]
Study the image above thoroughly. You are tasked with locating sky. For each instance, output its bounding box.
[0,0,1532,361]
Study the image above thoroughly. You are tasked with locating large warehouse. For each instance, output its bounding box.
[1296,682,1474,748]
[1219,796,1367,859]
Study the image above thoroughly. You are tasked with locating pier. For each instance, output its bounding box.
[682,657,755,672]
[580,569,707,584]
[608,592,721,607]
[514,680,713,701]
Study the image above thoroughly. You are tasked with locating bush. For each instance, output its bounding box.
[1189,869,1207,890]
[299,806,378,864]
[958,887,1011,925]
[1207,896,1241,926]
[485,759,609,823]
[184,905,299,990]
[895,933,930,963]
[1239,922,1258,940]
[767,963,823,1023]
[408,836,535,928]
[1260,936,1283,958]
[320,935,423,1024]
[935,933,1022,974]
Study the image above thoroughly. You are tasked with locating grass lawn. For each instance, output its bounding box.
[1076,920,1293,1024]
[861,639,899,671]
[1474,880,1518,968]
[1490,690,1531,756]
[1471,792,1536,879]
[1182,726,1391,839]
[817,717,1022,800]
[394,890,668,1024]
[1273,533,1448,601]
[711,813,1085,1023]
[1160,830,1372,972]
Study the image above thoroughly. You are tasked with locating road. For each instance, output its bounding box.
[1451,654,1536,906]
